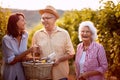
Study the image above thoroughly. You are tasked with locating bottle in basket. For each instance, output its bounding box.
[47,52,56,63]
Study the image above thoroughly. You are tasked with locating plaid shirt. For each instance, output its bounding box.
[75,41,108,80]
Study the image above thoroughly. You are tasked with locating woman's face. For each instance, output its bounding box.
[17,15,26,32]
[80,26,92,42]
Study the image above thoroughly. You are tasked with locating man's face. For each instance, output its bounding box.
[41,13,56,30]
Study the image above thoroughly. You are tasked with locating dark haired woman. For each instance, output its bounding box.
[2,12,37,80]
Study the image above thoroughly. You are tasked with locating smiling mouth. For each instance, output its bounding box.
[82,36,88,38]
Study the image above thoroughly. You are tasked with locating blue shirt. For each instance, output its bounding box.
[2,32,28,80]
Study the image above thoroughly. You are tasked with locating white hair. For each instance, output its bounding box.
[78,21,98,41]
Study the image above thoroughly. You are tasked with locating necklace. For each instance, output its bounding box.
[84,46,89,51]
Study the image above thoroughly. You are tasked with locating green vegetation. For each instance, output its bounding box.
[0,7,10,59]
[28,24,43,47]
[97,1,120,78]
[0,1,120,79]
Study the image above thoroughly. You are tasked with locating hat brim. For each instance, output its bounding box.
[39,9,59,19]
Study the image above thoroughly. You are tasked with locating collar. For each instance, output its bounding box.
[81,41,95,50]
[40,26,62,33]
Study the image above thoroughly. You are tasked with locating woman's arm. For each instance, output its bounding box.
[9,48,32,65]
[79,71,101,79]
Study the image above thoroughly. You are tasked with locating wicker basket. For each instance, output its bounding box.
[22,62,53,80]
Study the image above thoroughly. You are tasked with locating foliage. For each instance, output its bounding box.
[27,24,43,48]
[0,7,10,59]
[97,1,120,79]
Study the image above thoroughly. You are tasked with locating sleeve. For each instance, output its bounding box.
[65,31,75,55]
[2,38,15,64]
[95,45,108,74]
[75,44,81,78]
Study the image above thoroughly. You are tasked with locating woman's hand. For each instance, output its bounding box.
[28,46,42,56]
[79,72,89,80]
[79,71,101,80]
[22,56,40,61]
[79,76,86,80]
[22,56,33,61]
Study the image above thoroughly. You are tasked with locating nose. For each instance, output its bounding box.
[24,20,26,24]
[84,32,87,34]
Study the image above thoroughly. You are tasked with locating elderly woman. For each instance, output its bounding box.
[75,21,108,80]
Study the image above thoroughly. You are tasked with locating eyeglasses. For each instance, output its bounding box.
[41,17,54,20]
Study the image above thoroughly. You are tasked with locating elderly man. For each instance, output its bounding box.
[32,5,75,80]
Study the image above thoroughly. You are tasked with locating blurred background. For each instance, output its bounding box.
[0,0,120,80]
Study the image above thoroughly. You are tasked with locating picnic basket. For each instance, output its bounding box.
[22,61,53,80]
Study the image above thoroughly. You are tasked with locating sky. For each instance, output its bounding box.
[0,0,119,10]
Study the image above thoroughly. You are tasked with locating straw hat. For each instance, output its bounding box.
[39,5,59,19]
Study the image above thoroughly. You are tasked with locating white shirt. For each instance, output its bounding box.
[79,51,86,73]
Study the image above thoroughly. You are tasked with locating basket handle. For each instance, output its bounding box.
[32,52,36,65]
